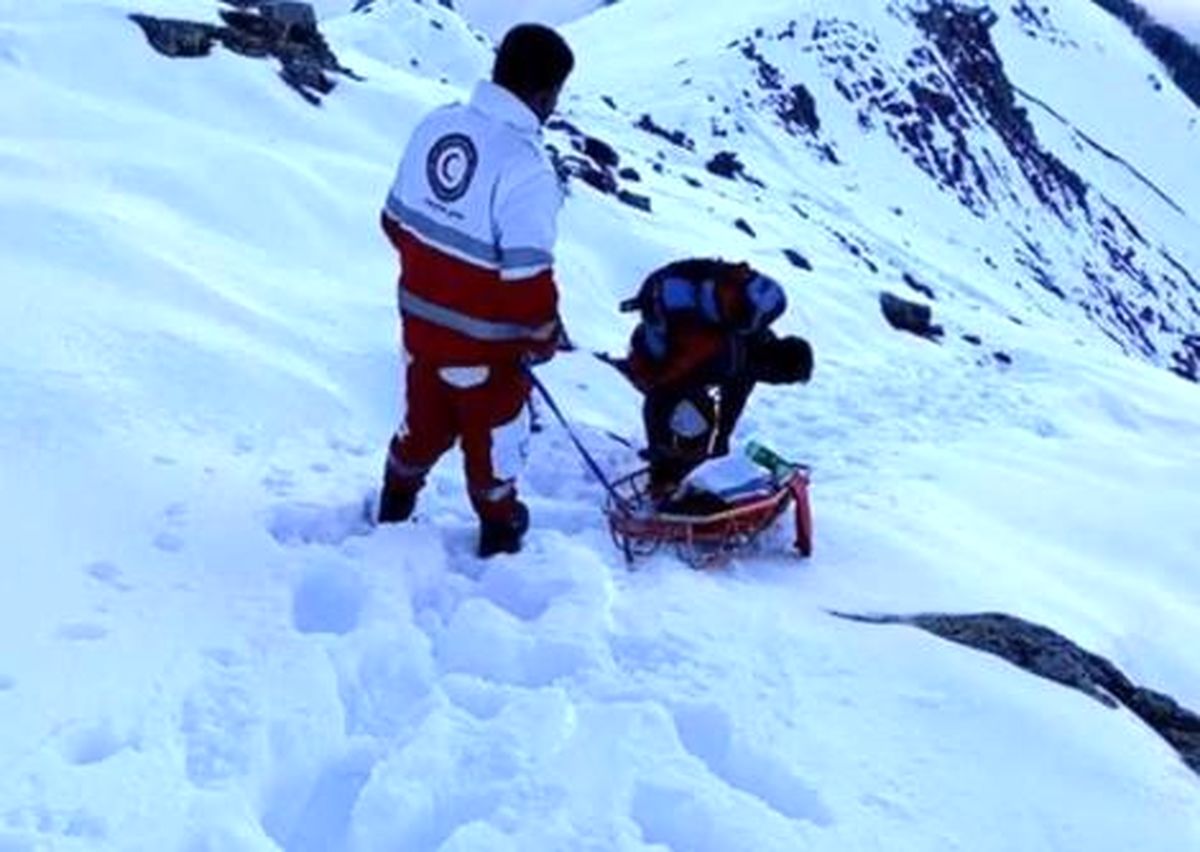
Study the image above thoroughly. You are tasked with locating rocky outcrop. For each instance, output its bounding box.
[836,611,1200,776]
[130,1,358,105]
[913,3,1089,221]
[811,3,1199,383]
[880,292,943,340]
[728,23,839,163]
[547,119,653,214]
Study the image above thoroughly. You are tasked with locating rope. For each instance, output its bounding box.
[525,367,629,511]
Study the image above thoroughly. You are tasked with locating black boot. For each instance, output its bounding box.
[377,485,417,524]
[478,501,530,558]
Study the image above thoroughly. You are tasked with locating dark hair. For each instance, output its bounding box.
[752,335,814,385]
[493,24,574,97]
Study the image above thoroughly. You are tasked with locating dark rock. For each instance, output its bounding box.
[583,136,620,168]
[561,156,617,194]
[880,292,943,339]
[548,123,649,211]
[734,218,757,238]
[776,83,820,134]
[783,249,812,271]
[1171,333,1200,382]
[913,3,1089,220]
[128,15,219,57]
[835,611,1200,776]
[706,151,742,179]
[634,114,695,150]
[1091,0,1200,111]
[726,32,827,157]
[618,190,653,213]
[738,37,783,91]
[705,151,764,187]
[834,231,880,274]
[903,272,936,300]
[962,334,982,345]
[993,351,1013,365]
[130,2,356,104]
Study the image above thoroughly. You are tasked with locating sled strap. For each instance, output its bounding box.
[526,367,629,512]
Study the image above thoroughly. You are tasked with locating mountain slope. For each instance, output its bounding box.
[558,0,1200,377]
[1,1,1198,849]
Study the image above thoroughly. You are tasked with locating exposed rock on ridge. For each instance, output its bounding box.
[836,610,1200,776]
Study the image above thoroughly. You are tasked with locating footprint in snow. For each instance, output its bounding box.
[672,703,834,827]
[3,808,107,845]
[262,467,297,497]
[153,502,189,554]
[272,747,377,852]
[631,783,715,850]
[83,561,132,592]
[153,532,186,553]
[476,562,578,622]
[437,598,596,688]
[268,496,375,548]
[56,623,108,642]
[180,658,261,788]
[59,719,128,766]
[291,563,367,636]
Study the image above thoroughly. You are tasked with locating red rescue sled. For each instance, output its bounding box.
[604,466,813,569]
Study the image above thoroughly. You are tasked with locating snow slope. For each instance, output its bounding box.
[451,0,609,39]
[1,0,1199,849]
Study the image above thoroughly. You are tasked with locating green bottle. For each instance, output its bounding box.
[745,440,797,477]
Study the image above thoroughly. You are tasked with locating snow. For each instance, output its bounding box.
[1,0,1199,849]
[449,0,609,40]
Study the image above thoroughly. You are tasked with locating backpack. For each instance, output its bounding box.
[621,260,787,361]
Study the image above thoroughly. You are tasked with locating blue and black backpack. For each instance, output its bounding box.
[621,259,787,361]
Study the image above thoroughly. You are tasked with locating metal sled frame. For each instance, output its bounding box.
[604,467,813,569]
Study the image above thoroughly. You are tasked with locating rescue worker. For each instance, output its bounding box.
[376,24,574,557]
[617,258,814,496]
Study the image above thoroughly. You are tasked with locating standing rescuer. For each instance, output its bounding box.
[377,24,574,557]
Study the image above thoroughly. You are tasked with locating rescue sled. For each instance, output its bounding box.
[604,463,813,569]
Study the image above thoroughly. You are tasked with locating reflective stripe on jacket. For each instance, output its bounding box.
[382,81,562,365]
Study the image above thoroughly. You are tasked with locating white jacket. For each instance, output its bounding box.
[381,81,563,363]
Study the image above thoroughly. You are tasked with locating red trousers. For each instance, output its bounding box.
[385,359,530,522]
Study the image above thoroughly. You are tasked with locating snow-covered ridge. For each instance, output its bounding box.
[551,0,1200,379]
[1,1,1198,849]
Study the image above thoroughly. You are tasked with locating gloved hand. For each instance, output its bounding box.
[526,318,566,365]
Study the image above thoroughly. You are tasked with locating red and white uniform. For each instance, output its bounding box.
[381,80,562,365]
[380,82,563,521]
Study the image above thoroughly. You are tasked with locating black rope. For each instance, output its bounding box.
[526,368,629,511]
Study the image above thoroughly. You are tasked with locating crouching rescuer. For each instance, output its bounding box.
[618,259,815,497]
[376,25,574,557]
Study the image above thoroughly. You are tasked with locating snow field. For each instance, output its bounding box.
[1,1,1199,849]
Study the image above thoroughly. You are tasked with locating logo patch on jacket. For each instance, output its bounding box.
[427,133,479,203]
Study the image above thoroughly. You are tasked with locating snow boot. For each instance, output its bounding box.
[478,500,530,558]
[377,485,417,524]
